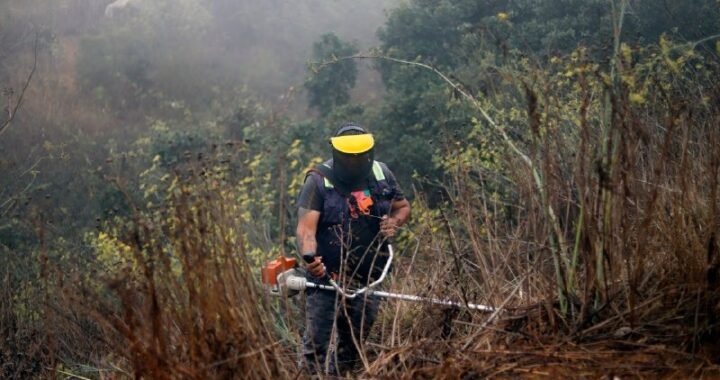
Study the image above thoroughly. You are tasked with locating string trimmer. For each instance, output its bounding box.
[261,244,494,312]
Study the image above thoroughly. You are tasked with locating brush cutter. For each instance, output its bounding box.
[261,244,495,312]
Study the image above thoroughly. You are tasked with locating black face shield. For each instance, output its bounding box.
[332,147,374,186]
[329,125,375,187]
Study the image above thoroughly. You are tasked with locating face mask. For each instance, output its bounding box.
[329,133,375,186]
[332,148,374,186]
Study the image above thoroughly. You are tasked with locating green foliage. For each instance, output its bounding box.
[3,0,720,375]
[148,121,209,167]
[370,0,720,187]
[305,33,359,116]
[76,34,152,109]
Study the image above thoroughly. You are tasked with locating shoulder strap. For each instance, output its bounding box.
[312,162,335,189]
[308,162,352,195]
[308,161,386,195]
[372,161,386,182]
[369,161,397,202]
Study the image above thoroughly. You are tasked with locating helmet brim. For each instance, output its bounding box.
[330,134,374,154]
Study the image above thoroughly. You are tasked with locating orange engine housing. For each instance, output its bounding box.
[261,256,297,286]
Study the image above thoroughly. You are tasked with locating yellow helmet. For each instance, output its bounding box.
[330,124,375,186]
[330,133,374,154]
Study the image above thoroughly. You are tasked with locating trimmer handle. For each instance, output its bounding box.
[302,253,332,282]
[299,244,394,299]
[302,253,316,265]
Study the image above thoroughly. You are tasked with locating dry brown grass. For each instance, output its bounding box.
[4,41,720,380]
[56,168,298,379]
[355,48,720,378]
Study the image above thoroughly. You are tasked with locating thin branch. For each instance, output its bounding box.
[0,32,38,138]
[202,340,284,370]
[461,278,523,351]
[18,155,47,178]
[313,52,569,302]
[0,156,47,217]
[54,368,93,380]
[316,54,534,169]
[690,33,720,49]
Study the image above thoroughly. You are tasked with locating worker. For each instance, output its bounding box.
[295,123,411,375]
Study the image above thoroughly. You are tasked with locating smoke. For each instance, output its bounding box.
[104,0,141,18]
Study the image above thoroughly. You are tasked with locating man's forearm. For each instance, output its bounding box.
[297,230,317,254]
[297,207,319,254]
[391,207,410,226]
[390,200,411,226]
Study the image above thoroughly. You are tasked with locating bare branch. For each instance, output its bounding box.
[0,32,38,138]
[314,54,535,170]
[312,52,568,292]
[690,33,720,49]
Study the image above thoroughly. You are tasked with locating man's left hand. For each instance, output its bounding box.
[380,215,399,237]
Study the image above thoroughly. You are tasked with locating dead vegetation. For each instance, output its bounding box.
[62,173,296,379]
[4,37,720,380]
[356,41,720,378]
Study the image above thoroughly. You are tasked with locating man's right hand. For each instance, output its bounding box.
[306,256,326,278]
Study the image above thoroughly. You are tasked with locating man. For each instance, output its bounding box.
[296,123,411,375]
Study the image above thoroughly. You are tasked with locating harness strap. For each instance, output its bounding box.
[372,161,385,181]
[311,161,385,189]
[320,163,334,188]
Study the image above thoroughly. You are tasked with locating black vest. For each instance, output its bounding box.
[306,160,396,282]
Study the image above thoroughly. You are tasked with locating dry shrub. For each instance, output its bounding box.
[0,271,51,379]
[64,170,296,379]
[10,45,718,380]
[362,47,720,378]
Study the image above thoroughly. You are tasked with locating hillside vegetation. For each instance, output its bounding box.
[2,0,720,378]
